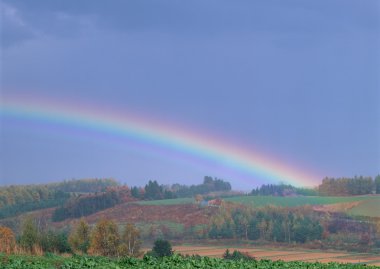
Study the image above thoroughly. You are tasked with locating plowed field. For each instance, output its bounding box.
[173,245,380,265]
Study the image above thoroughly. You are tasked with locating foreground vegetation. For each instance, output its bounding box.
[1,253,379,269]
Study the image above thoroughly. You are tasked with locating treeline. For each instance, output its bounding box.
[0,198,69,219]
[249,175,380,197]
[0,218,143,257]
[0,178,118,220]
[0,186,67,208]
[206,204,380,251]
[0,178,118,208]
[208,206,323,243]
[172,176,231,198]
[130,176,232,200]
[130,180,176,200]
[319,175,380,196]
[1,217,178,259]
[52,187,133,222]
[250,184,317,196]
[0,190,70,220]
[52,178,118,193]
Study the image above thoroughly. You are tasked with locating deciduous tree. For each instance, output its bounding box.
[19,218,38,252]
[69,218,91,254]
[119,223,142,257]
[89,219,119,257]
[151,239,173,257]
[0,226,16,254]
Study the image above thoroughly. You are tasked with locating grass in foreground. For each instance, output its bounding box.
[1,253,379,269]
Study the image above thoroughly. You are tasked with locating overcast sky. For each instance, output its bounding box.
[1,0,379,190]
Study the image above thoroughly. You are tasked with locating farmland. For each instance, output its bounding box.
[131,195,380,218]
[225,195,380,211]
[173,245,380,266]
[136,198,194,206]
[1,253,379,269]
[1,179,379,268]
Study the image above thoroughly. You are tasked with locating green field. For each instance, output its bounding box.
[2,254,378,269]
[348,199,380,217]
[224,195,380,208]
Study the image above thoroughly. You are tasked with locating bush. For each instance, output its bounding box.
[147,239,173,257]
[223,249,255,261]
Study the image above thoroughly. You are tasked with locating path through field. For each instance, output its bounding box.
[173,245,380,266]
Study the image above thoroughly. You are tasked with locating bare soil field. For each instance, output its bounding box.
[41,203,218,229]
[173,245,380,265]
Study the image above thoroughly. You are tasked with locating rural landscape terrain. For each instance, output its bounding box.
[1,0,379,268]
[1,176,380,268]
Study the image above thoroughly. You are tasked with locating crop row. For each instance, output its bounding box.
[1,254,379,269]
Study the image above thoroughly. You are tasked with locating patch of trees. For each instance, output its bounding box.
[71,218,142,257]
[250,183,317,196]
[0,217,143,257]
[318,176,377,196]
[223,249,255,261]
[0,178,118,210]
[0,195,70,220]
[14,218,71,254]
[130,177,232,200]
[208,206,323,243]
[52,189,122,222]
[55,178,118,193]
[0,186,69,209]
[137,180,177,200]
[171,176,232,198]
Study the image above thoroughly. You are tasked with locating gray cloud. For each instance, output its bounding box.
[1,1,96,49]
[3,0,379,49]
[0,2,36,48]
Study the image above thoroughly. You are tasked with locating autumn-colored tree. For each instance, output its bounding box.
[89,219,120,257]
[0,226,16,254]
[19,218,38,252]
[194,194,203,203]
[118,223,142,257]
[69,218,91,254]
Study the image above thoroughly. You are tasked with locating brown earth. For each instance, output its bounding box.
[313,201,361,213]
[0,202,218,233]
[45,203,218,229]
[173,245,380,265]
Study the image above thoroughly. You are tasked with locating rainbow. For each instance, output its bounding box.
[0,95,322,187]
